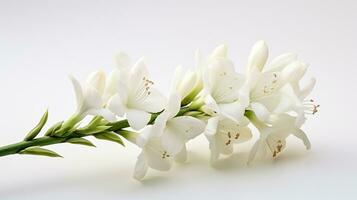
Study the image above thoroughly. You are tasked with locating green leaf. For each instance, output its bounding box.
[67,138,96,147]
[53,123,80,138]
[53,114,81,136]
[24,110,49,141]
[19,146,62,158]
[77,126,111,135]
[183,111,202,117]
[94,131,124,146]
[45,121,63,136]
[86,116,106,129]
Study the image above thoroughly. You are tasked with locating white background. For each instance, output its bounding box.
[0,0,356,199]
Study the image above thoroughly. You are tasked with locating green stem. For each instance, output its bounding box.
[0,119,130,157]
[0,103,203,158]
[0,137,65,157]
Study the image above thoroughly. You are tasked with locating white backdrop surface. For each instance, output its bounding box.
[0,0,356,199]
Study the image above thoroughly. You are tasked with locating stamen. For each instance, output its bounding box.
[225,140,231,146]
[273,140,283,157]
[162,151,170,159]
[133,76,154,102]
[303,99,320,115]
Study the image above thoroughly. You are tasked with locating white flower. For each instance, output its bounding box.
[69,70,115,121]
[170,45,223,105]
[171,65,199,104]
[201,45,247,122]
[247,113,311,164]
[131,90,206,180]
[131,126,173,180]
[152,92,206,161]
[205,116,252,162]
[244,41,310,122]
[107,57,166,130]
[279,64,318,127]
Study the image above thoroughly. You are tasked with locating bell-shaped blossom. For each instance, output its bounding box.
[131,126,173,180]
[247,113,311,164]
[171,65,199,104]
[131,91,205,180]
[205,116,252,162]
[69,70,115,121]
[151,92,206,161]
[170,45,225,105]
[107,57,166,130]
[278,64,318,127]
[244,41,310,122]
[201,45,247,122]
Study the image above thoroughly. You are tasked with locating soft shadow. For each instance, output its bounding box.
[0,165,128,198]
[178,147,313,172]
[0,147,314,198]
[140,176,170,186]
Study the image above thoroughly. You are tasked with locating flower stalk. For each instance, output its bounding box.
[0,103,204,158]
[0,41,318,180]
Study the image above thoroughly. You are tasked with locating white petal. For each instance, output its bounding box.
[291,63,308,84]
[238,84,250,108]
[152,111,170,136]
[175,145,187,163]
[206,133,220,163]
[115,52,130,69]
[133,152,148,180]
[251,71,284,99]
[168,116,206,140]
[268,53,297,70]
[69,75,84,109]
[218,101,245,122]
[235,126,252,143]
[171,65,184,92]
[136,125,155,147]
[216,135,233,155]
[295,110,307,128]
[104,69,120,101]
[280,61,304,85]
[247,139,267,164]
[166,92,181,118]
[299,78,316,100]
[145,140,172,171]
[203,95,220,115]
[177,70,197,99]
[85,108,116,122]
[107,94,126,117]
[161,125,186,155]
[214,72,246,103]
[272,94,295,114]
[130,57,149,87]
[218,119,252,144]
[134,88,166,113]
[83,85,103,110]
[86,70,106,96]
[247,40,268,72]
[292,128,311,150]
[205,117,220,137]
[205,59,240,101]
[210,44,228,59]
[255,94,283,112]
[126,109,151,130]
[250,102,270,122]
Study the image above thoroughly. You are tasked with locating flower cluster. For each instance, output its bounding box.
[66,41,318,180]
[0,41,317,181]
